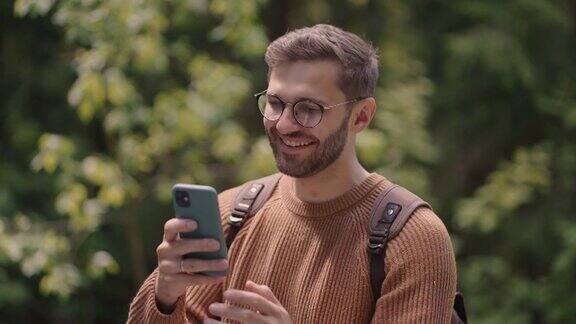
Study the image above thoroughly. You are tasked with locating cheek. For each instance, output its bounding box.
[314,119,337,139]
[263,118,275,131]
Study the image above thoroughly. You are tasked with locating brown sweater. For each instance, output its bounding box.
[127,173,457,323]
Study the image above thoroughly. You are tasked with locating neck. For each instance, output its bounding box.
[291,152,370,203]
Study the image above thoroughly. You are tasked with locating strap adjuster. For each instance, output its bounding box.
[230,202,252,227]
[368,241,385,253]
[229,182,266,228]
[367,229,389,254]
[229,213,246,227]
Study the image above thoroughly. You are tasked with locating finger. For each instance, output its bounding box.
[245,281,281,306]
[209,303,265,324]
[223,289,280,316]
[203,319,223,324]
[184,273,226,285]
[164,218,197,242]
[158,271,226,286]
[158,258,227,274]
[170,238,221,256]
[181,259,228,274]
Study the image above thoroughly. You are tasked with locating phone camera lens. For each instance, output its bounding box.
[176,190,191,207]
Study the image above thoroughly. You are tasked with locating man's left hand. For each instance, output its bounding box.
[205,280,292,324]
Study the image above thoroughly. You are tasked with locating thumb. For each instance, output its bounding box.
[245,280,281,305]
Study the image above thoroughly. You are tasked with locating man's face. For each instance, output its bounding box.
[264,60,352,178]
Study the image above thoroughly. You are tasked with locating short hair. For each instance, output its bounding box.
[265,24,379,99]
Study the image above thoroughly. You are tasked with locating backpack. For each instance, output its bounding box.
[225,173,467,324]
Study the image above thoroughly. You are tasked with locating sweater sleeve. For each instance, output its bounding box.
[126,185,242,323]
[371,208,457,324]
[126,268,191,324]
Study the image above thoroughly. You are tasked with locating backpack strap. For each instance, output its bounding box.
[367,185,431,307]
[226,173,282,248]
[368,185,468,323]
[451,292,468,324]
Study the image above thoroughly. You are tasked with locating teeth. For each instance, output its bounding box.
[281,138,313,147]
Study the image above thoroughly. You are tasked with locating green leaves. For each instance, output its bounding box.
[68,72,106,123]
[211,122,248,162]
[133,35,169,73]
[189,56,252,117]
[447,26,535,90]
[460,256,534,324]
[456,145,551,232]
[31,134,75,173]
[208,0,268,57]
[537,78,576,130]
[87,251,119,279]
[357,129,388,168]
[0,220,77,298]
[55,183,87,217]
[39,263,80,299]
[7,0,266,302]
[14,0,56,16]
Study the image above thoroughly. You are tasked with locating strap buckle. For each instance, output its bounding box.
[368,241,385,253]
[229,202,251,227]
[229,183,266,228]
[367,229,389,254]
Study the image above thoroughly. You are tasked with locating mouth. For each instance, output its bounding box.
[279,137,315,148]
[274,132,317,151]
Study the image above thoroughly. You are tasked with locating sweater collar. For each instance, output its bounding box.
[279,173,387,217]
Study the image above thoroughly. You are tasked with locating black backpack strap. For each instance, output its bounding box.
[226,173,282,248]
[451,292,468,324]
[367,185,431,312]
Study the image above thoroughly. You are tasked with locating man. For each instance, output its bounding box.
[128,24,457,323]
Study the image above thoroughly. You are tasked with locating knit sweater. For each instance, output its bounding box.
[127,173,457,323]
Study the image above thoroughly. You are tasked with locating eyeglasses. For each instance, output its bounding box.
[255,90,365,128]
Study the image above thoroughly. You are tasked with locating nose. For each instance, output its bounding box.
[275,104,301,135]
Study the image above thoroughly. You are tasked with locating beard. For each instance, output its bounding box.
[265,114,350,178]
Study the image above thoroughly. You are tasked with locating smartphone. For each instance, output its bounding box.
[172,183,228,277]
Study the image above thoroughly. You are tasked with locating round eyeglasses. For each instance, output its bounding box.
[255,90,364,128]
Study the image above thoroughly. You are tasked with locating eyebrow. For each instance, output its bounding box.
[267,92,329,107]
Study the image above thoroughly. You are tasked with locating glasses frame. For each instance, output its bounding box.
[255,90,365,128]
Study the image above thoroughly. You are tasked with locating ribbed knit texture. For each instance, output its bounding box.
[127,173,457,323]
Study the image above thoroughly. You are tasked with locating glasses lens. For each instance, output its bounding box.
[294,101,322,127]
[258,94,283,120]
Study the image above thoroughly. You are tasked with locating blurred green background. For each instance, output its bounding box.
[1,0,575,322]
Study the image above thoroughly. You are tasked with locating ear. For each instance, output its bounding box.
[349,97,376,134]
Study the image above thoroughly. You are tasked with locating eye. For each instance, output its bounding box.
[298,101,322,112]
[268,96,283,108]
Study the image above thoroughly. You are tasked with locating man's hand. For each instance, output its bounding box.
[155,218,228,314]
[204,281,292,324]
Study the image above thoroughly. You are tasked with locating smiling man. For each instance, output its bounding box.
[128,24,457,323]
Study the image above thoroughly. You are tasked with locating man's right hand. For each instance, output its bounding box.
[154,218,228,314]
